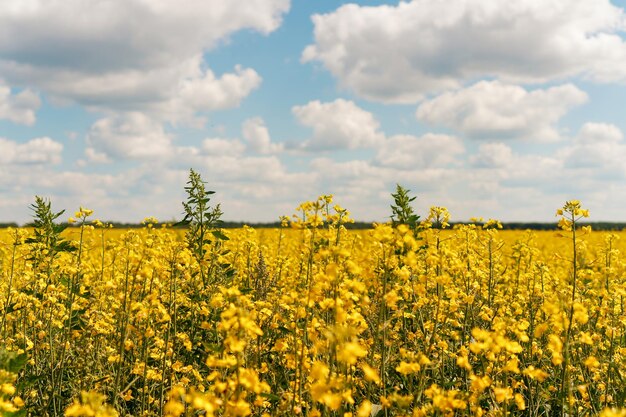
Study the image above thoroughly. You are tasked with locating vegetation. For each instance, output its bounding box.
[1,175,626,416]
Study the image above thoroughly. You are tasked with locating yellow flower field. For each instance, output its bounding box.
[1,191,626,416]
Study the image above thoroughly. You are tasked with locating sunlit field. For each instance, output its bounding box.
[2,178,626,416]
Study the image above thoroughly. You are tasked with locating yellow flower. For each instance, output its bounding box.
[548,334,563,365]
[361,363,381,384]
[522,366,549,382]
[600,408,626,417]
[470,374,492,394]
[65,391,118,417]
[337,342,368,365]
[456,355,471,371]
[493,387,513,403]
[395,361,421,375]
[584,356,600,369]
[356,401,372,417]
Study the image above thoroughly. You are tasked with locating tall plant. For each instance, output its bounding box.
[179,168,229,287]
[26,196,75,276]
[390,184,420,234]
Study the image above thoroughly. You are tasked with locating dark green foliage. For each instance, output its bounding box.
[178,169,228,260]
[390,184,420,231]
[25,196,75,270]
[178,169,232,286]
[0,350,27,417]
[0,350,27,375]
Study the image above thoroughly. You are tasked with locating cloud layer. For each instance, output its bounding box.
[0,136,62,165]
[303,0,626,102]
[416,81,588,141]
[0,83,40,125]
[293,99,385,150]
[2,0,626,224]
[0,1,287,118]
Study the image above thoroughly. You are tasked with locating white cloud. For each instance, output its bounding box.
[462,126,626,214]
[0,1,289,70]
[85,112,288,166]
[242,117,284,154]
[560,123,626,172]
[416,81,588,141]
[375,134,464,169]
[83,148,111,164]
[1,57,262,125]
[86,112,173,161]
[164,64,262,125]
[0,136,62,165]
[575,122,623,144]
[468,144,562,183]
[4,122,626,224]
[303,0,626,103]
[0,0,289,70]
[202,138,246,156]
[0,83,41,125]
[292,99,385,150]
[308,156,461,220]
[0,1,288,117]
[470,143,514,168]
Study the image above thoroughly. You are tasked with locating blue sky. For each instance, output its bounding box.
[2,0,626,223]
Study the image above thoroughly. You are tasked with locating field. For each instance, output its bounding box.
[1,192,626,416]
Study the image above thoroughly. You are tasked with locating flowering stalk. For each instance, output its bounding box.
[556,200,589,416]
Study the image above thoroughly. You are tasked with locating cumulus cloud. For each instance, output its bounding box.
[416,81,588,141]
[0,84,41,125]
[83,148,111,164]
[290,100,465,173]
[0,136,63,165]
[242,117,284,154]
[0,1,289,71]
[292,99,385,150]
[0,1,288,118]
[575,122,624,144]
[559,123,626,173]
[468,143,562,183]
[85,113,286,167]
[469,143,514,168]
[162,64,262,125]
[375,134,464,169]
[4,121,626,224]
[310,157,458,192]
[303,0,626,102]
[202,138,246,156]
[86,112,173,161]
[465,125,626,201]
[307,156,462,220]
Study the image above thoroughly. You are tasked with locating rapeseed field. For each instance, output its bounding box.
[1,172,626,416]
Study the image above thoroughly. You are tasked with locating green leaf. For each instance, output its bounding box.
[260,392,281,404]
[3,303,22,314]
[0,351,28,374]
[211,230,229,241]
[56,241,77,252]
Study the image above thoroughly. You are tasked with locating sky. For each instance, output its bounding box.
[2,0,626,224]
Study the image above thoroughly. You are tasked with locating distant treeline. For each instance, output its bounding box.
[4,221,626,231]
[495,222,626,231]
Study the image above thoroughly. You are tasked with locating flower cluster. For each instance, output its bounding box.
[0,197,625,417]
